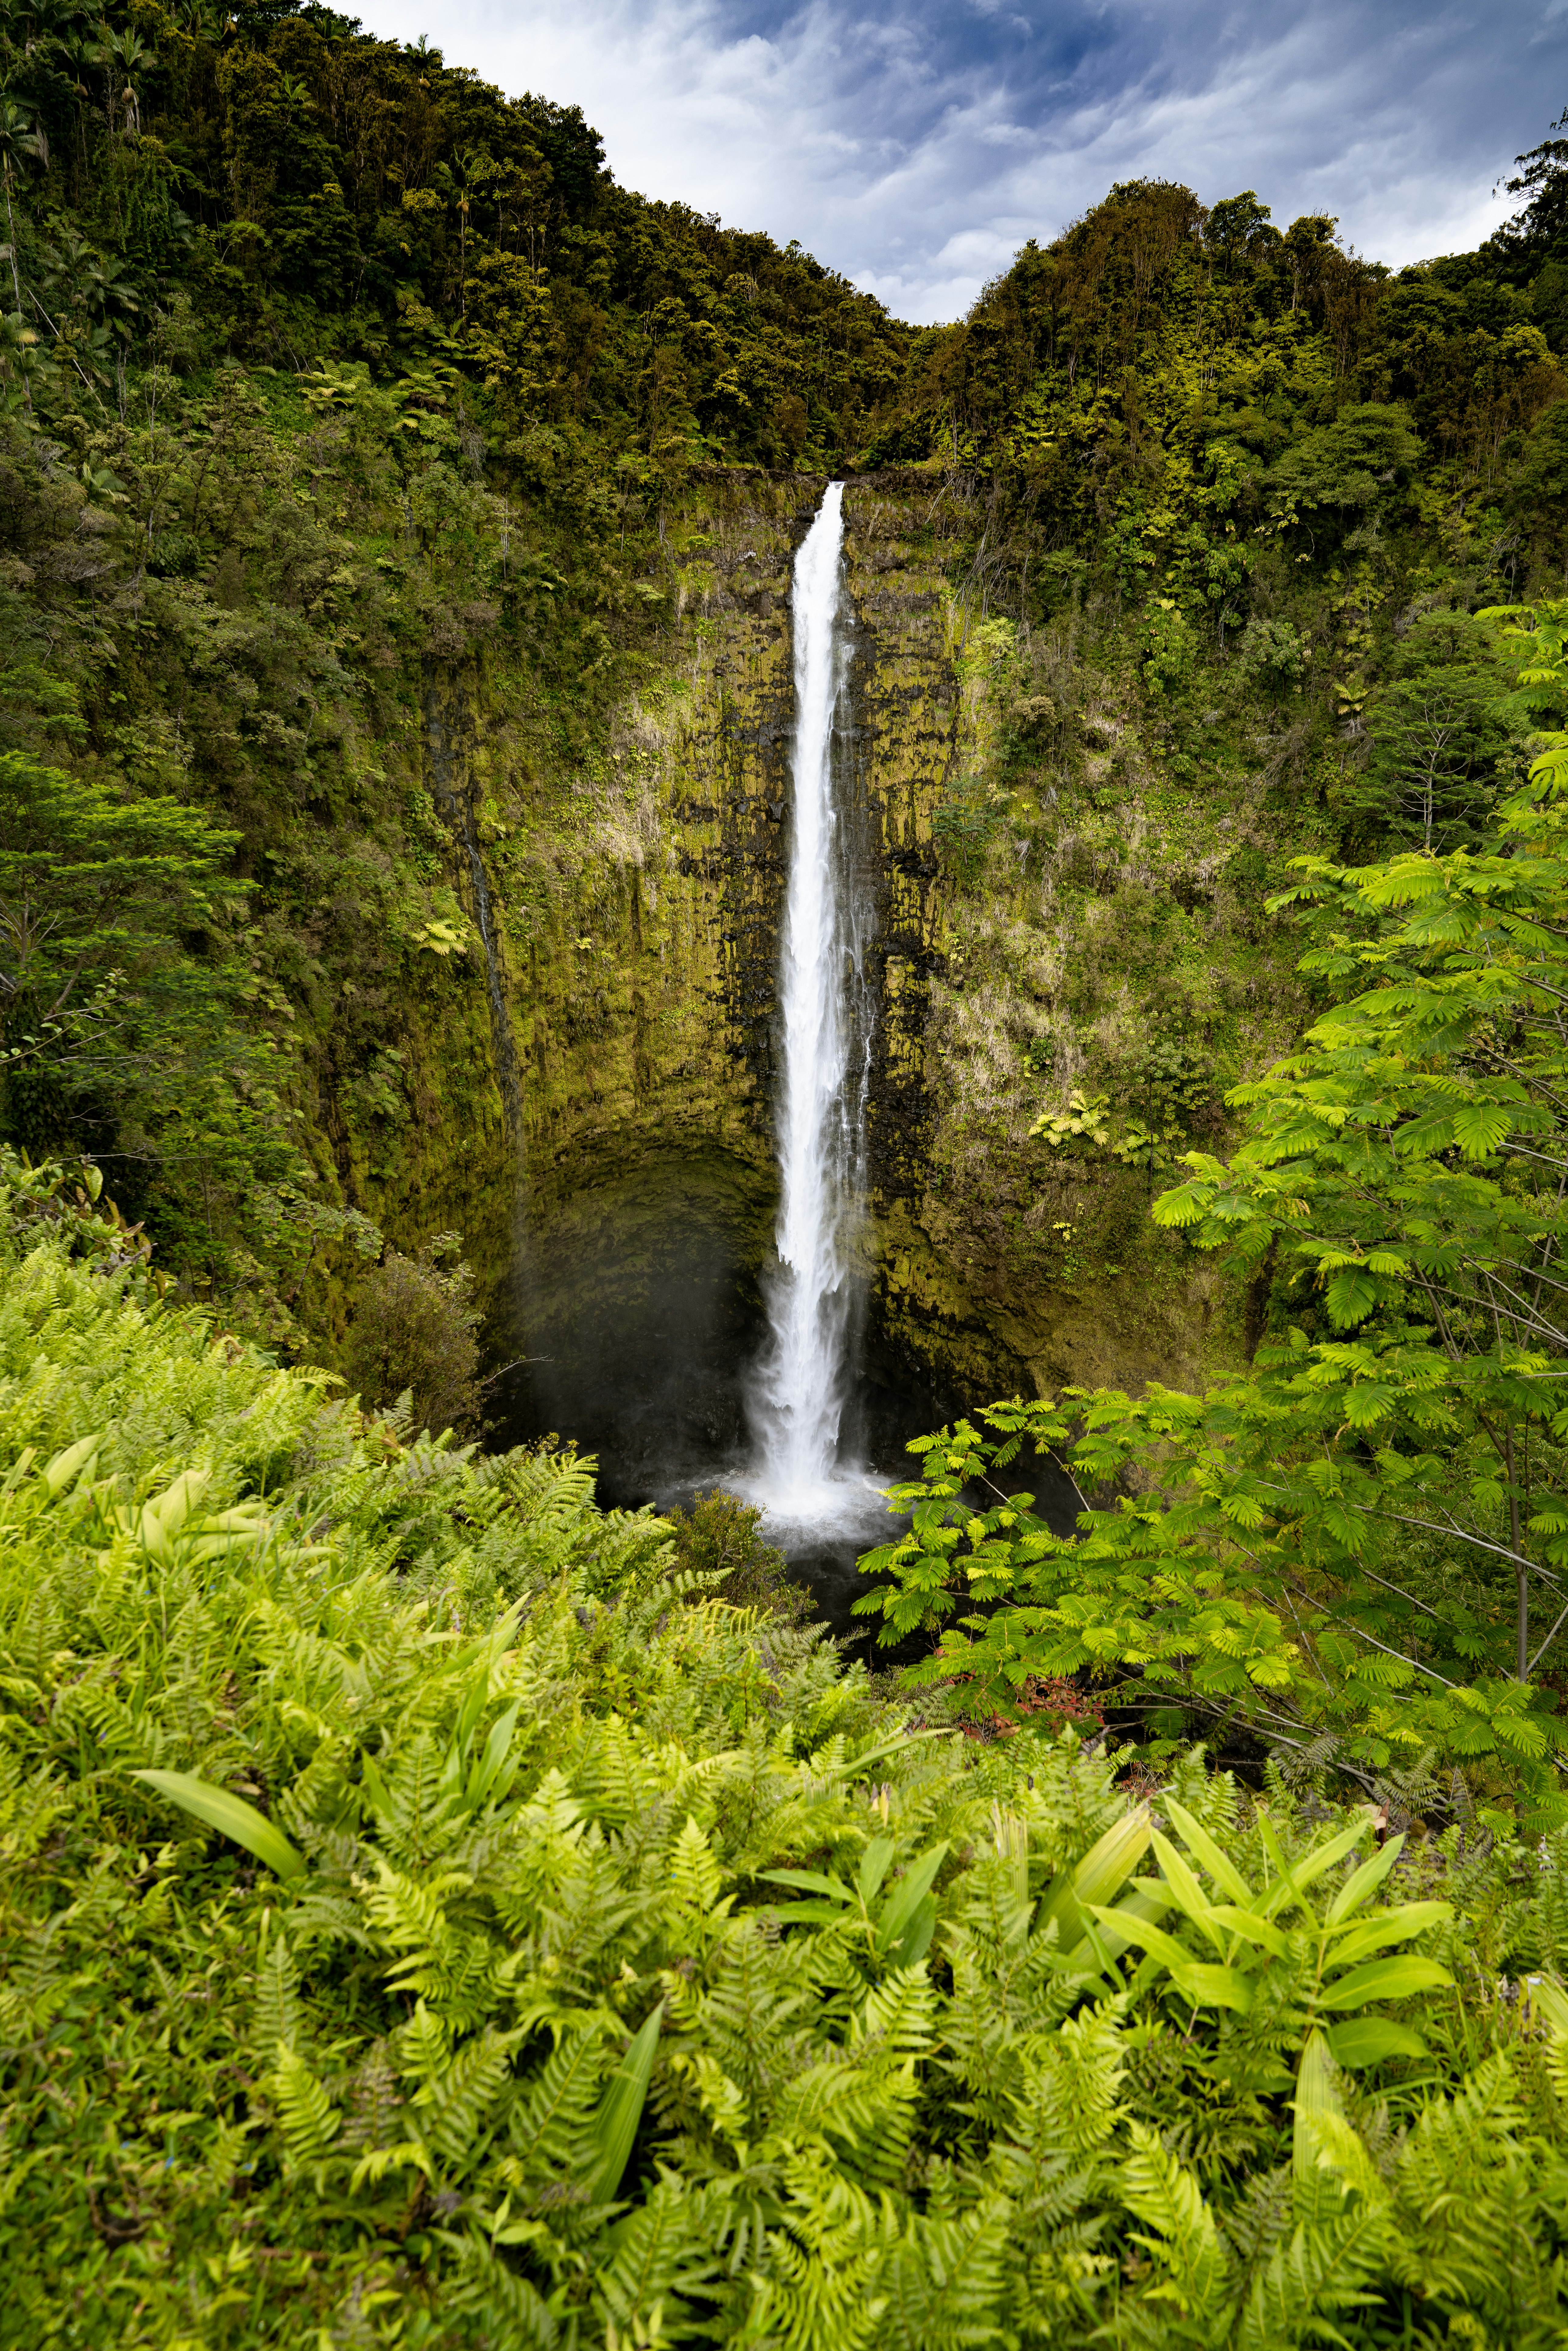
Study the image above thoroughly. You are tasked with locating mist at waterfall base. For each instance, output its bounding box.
[498,482,1079,1640]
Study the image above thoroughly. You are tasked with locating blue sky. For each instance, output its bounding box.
[355,0,1568,321]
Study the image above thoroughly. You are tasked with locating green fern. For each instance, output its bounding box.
[414,2023,521,2169]
[1233,2203,1388,2351]
[505,2022,609,2183]
[1119,2121,1229,2323]
[592,2176,727,2341]
[272,2044,341,2170]
[445,2231,561,2349]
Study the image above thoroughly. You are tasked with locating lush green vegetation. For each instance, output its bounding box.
[11,4,1568,2332]
[5,1161,1568,2346]
[859,605,1568,1816]
[0,0,906,1331]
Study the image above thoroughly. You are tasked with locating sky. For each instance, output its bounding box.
[353,0,1568,323]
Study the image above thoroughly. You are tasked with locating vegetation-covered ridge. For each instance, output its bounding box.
[5,1164,1568,2346]
[0,0,908,1342]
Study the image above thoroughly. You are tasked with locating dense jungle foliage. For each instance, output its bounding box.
[6,1160,1568,2348]
[10,1,1568,2330]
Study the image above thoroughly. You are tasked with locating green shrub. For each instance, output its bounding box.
[662,1487,811,1622]
[340,1235,484,1439]
[1236,613,1309,693]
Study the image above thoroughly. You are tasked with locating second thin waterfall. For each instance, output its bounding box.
[751,480,871,1505]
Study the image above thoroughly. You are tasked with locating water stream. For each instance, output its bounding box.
[745,482,887,1558]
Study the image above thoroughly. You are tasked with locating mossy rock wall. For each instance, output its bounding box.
[355,467,1242,1451]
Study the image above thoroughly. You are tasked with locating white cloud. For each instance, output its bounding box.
[353,0,1566,319]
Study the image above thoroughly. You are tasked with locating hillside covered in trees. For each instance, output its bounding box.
[10,1,1568,2340]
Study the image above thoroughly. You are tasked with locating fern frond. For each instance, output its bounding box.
[1118,2121,1229,2320]
[254,1934,301,2063]
[746,2155,899,2351]
[879,2201,1011,2349]
[506,2021,607,2181]
[414,2023,520,2168]
[668,1815,730,1922]
[445,2230,560,2349]
[592,2174,726,2336]
[856,1965,937,2060]
[1235,2204,1388,2351]
[272,2043,341,2169]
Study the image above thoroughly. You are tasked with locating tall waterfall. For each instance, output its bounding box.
[751,480,872,1506]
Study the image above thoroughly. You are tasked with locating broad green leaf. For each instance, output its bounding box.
[41,1432,100,1497]
[1163,1798,1254,1906]
[858,1835,897,1906]
[1081,1901,1253,2007]
[876,1842,949,1955]
[132,1769,306,1882]
[1150,1829,1227,1952]
[1258,1811,1375,1916]
[1170,1961,1255,2013]
[1324,1833,1404,1924]
[1201,1903,1290,1960]
[1287,1812,1379,1892]
[1061,1884,1172,1975]
[465,1701,521,1811]
[1083,1901,1198,1975]
[582,2002,663,2204]
[1325,2017,1427,2069]
[756,1869,852,1903]
[758,1900,848,1929]
[822,1728,947,1779]
[886,1891,938,1970]
[1327,1901,1453,1967]
[1527,1976,1568,2036]
[1317,1956,1454,2010]
[1037,1805,1151,1947]
[1293,2029,1343,2184]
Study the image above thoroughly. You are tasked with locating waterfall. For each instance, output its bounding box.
[750,480,872,1506]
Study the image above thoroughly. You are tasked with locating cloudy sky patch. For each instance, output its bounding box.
[355,0,1568,320]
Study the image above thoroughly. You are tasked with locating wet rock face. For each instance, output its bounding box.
[429,467,1140,1491]
[838,481,955,1207]
[476,471,987,1481]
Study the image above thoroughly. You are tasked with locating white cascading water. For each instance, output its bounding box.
[750,480,870,1511]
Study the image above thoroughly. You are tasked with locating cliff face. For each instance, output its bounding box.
[402,470,946,1480]
[397,466,1243,1489]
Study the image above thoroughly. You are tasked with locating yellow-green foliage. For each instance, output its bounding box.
[4,1166,1568,2345]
